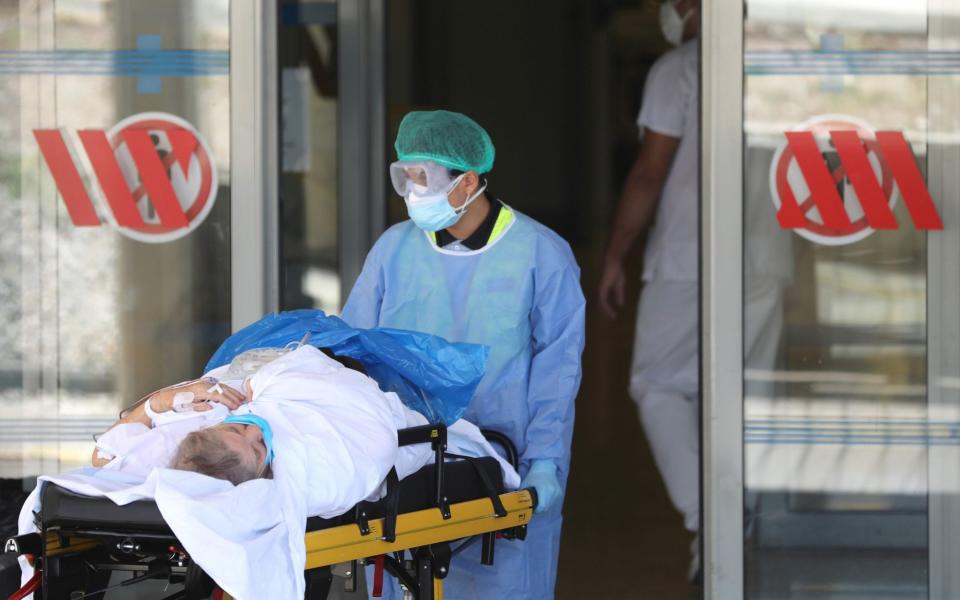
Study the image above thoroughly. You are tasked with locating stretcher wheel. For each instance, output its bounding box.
[304,566,333,599]
[42,554,110,600]
[0,554,21,598]
[183,563,215,599]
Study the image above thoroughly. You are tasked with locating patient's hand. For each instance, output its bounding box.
[92,380,248,468]
[151,379,248,413]
[92,452,111,468]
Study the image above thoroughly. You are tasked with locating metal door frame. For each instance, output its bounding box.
[230,0,280,330]
[927,1,960,597]
[230,0,385,326]
[701,0,745,597]
[703,1,960,597]
[338,0,387,297]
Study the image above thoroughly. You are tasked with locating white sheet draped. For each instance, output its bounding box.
[18,345,518,600]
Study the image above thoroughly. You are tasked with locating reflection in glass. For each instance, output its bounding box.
[742,0,952,597]
[0,1,231,490]
[278,0,341,314]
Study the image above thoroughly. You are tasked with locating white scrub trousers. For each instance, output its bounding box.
[629,279,783,532]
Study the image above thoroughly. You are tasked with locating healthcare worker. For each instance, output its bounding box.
[600,0,702,578]
[598,0,787,582]
[343,110,585,599]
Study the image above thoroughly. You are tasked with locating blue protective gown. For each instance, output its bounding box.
[342,207,586,599]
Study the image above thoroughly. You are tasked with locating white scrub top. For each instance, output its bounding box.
[637,39,699,282]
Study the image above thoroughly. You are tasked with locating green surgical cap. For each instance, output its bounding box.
[394,110,495,174]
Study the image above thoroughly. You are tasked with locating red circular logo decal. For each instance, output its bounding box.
[106,112,218,243]
[770,114,897,246]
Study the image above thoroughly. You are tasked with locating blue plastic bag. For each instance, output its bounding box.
[205,310,488,425]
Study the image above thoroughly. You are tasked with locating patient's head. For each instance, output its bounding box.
[171,423,270,485]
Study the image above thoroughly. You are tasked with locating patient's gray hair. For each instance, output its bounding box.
[171,429,260,485]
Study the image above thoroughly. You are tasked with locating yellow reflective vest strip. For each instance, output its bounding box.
[487,205,514,244]
[428,205,515,249]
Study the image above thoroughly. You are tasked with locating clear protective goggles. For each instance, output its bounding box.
[389,160,457,197]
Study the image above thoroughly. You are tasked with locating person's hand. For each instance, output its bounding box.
[149,379,247,413]
[520,460,562,514]
[598,259,626,319]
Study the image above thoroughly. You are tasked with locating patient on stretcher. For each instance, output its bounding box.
[92,369,275,485]
[89,372,264,481]
[90,343,517,492]
[21,342,519,599]
[172,421,272,484]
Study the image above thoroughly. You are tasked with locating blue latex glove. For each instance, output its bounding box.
[520,459,561,514]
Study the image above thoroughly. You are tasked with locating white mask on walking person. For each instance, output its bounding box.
[659,0,692,47]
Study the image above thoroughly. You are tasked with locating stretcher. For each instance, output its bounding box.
[5,424,536,600]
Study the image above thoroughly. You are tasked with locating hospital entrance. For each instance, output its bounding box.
[2,0,960,599]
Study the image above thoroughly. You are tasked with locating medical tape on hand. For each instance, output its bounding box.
[119,378,206,420]
[143,397,162,425]
[172,391,197,413]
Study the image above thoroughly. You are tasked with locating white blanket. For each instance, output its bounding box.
[18,346,519,600]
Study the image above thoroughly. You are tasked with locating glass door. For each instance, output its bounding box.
[0,0,274,503]
[276,0,386,315]
[1,0,232,482]
[703,0,960,597]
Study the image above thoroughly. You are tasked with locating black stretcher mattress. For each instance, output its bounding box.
[39,457,505,535]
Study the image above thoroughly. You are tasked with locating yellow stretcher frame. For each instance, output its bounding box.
[221,489,535,600]
[40,489,534,600]
[35,420,531,600]
[303,489,534,568]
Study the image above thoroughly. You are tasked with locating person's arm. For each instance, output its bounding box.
[91,402,151,467]
[519,251,586,512]
[341,235,386,328]
[598,130,681,318]
[91,380,246,467]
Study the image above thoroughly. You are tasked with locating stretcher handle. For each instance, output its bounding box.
[4,534,41,558]
[443,452,508,518]
[395,424,451,519]
[525,486,540,512]
[479,429,519,469]
[397,424,446,448]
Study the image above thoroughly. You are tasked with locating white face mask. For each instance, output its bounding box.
[659,1,691,47]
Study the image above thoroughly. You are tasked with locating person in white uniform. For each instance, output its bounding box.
[598,0,702,547]
[598,0,788,580]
